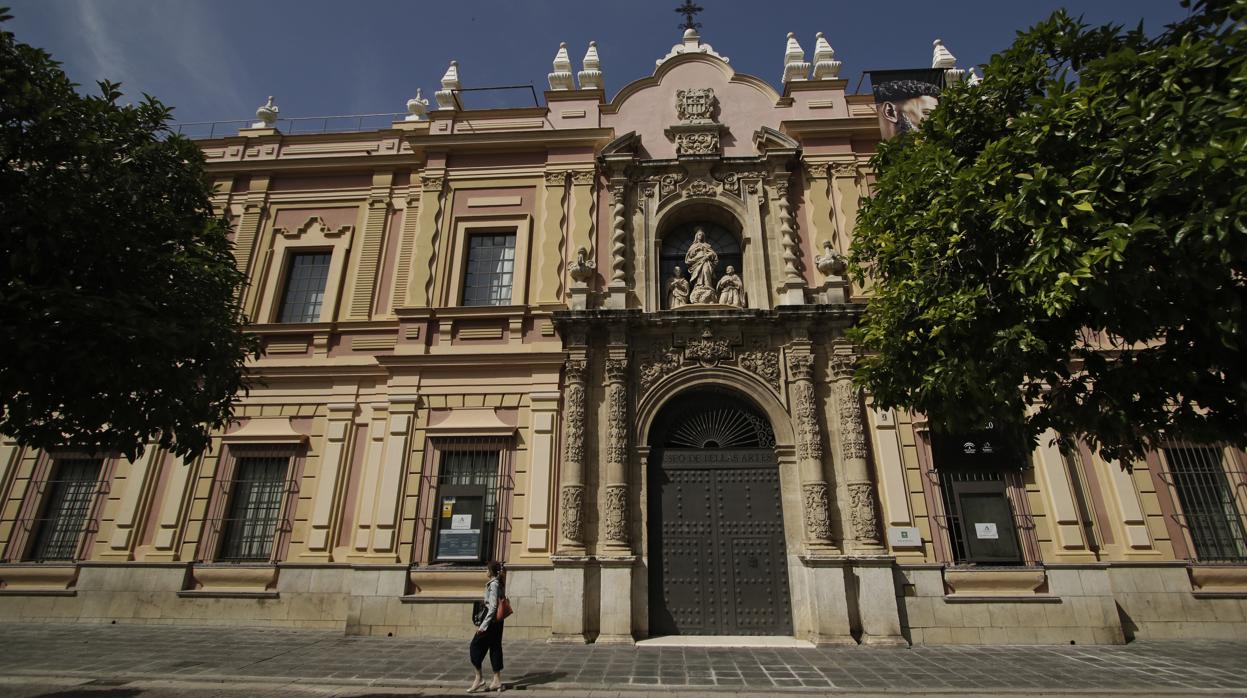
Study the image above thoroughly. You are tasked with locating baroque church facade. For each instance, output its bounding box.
[2,26,1246,646]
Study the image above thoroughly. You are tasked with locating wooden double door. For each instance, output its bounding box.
[648,448,793,636]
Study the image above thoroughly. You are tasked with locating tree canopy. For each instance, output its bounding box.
[849,0,1246,463]
[0,10,257,460]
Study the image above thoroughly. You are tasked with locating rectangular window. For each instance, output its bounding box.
[27,458,102,562]
[461,233,516,306]
[938,470,1025,565]
[415,437,513,565]
[216,456,290,562]
[278,252,332,323]
[1164,445,1247,562]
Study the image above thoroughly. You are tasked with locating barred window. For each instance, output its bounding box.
[938,470,1026,565]
[217,456,290,562]
[278,252,331,323]
[462,233,516,306]
[1164,445,1247,563]
[415,437,514,565]
[27,458,102,562]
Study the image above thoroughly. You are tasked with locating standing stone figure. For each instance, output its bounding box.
[716,265,745,307]
[667,266,691,309]
[684,228,719,304]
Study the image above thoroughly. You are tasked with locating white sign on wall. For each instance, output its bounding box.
[887,526,923,548]
[451,514,472,531]
[974,522,999,540]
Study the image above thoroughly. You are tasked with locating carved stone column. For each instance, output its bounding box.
[602,356,630,551]
[831,347,883,551]
[604,180,628,309]
[557,358,588,553]
[773,176,806,305]
[788,352,836,551]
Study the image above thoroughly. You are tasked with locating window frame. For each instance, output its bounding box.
[276,251,334,323]
[443,214,533,309]
[198,444,302,564]
[460,232,518,307]
[5,453,114,563]
[413,436,515,567]
[1152,443,1247,564]
[255,210,358,325]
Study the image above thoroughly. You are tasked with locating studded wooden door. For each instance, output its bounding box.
[649,448,793,636]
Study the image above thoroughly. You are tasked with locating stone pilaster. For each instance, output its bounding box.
[830,347,883,551]
[788,351,836,551]
[304,402,357,558]
[602,355,630,551]
[557,358,588,553]
[604,180,629,309]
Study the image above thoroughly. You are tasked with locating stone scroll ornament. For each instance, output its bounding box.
[802,482,834,541]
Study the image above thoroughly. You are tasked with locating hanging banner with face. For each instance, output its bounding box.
[868,68,944,140]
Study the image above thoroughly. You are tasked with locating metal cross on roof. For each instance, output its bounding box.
[675,0,704,31]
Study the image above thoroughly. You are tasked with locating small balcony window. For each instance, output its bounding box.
[461,233,516,306]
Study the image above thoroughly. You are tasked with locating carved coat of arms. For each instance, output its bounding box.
[676,88,716,124]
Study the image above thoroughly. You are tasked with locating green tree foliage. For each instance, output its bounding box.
[849,0,1245,462]
[0,10,257,459]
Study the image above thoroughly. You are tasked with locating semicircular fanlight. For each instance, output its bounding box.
[667,408,775,449]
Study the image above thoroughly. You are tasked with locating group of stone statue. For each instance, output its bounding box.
[667,227,745,309]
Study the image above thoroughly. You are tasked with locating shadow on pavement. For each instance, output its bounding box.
[507,671,568,689]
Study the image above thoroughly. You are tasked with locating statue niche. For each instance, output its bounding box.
[660,222,745,309]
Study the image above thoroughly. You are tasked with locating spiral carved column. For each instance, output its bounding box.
[604,181,629,309]
[831,348,883,550]
[557,359,587,553]
[789,352,836,550]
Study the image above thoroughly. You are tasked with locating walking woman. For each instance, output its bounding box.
[468,560,506,692]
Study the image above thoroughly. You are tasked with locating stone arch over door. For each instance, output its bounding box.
[633,369,814,639]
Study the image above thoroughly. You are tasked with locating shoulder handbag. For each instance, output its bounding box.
[471,600,488,626]
[496,595,514,621]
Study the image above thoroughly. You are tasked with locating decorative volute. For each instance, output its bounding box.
[435,60,460,110]
[932,39,964,85]
[578,41,603,90]
[782,32,809,83]
[253,96,279,128]
[810,32,841,80]
[548,42,574,91]
[405,88,429,121]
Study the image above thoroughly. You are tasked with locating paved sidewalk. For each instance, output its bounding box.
[0,623,1245,695]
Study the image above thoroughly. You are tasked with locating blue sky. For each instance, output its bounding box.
[7,1,1192,128]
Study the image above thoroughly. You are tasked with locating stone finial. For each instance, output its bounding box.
[932,39,964,85]
[815,240,848,276]
[405,88,429,121]
[657,26,730,67]
[811,32,841,80]
[782,32,809,83]
[435,60,460,110]
[966,67,982,86]
[253,96,278,128]
[578,41,603,90]
[548,42,574,91]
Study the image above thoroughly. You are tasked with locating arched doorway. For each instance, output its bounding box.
[647,387,794,636]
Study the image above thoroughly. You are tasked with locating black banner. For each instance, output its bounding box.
[867,68,944,140]
[930,420,1027,471]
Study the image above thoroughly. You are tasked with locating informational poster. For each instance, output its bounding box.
[434,489,486,561]
[974,522,999,540]
[887,526,923,548]
[867,68,944,140]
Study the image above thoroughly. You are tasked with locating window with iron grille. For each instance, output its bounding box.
[216,456,290,562]
[461,233,516,306]
[416,437,514,565]
[937,470,1026,565]
[26,458,103,562]
[278,252,332,322]
[1163,445,1247,563]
